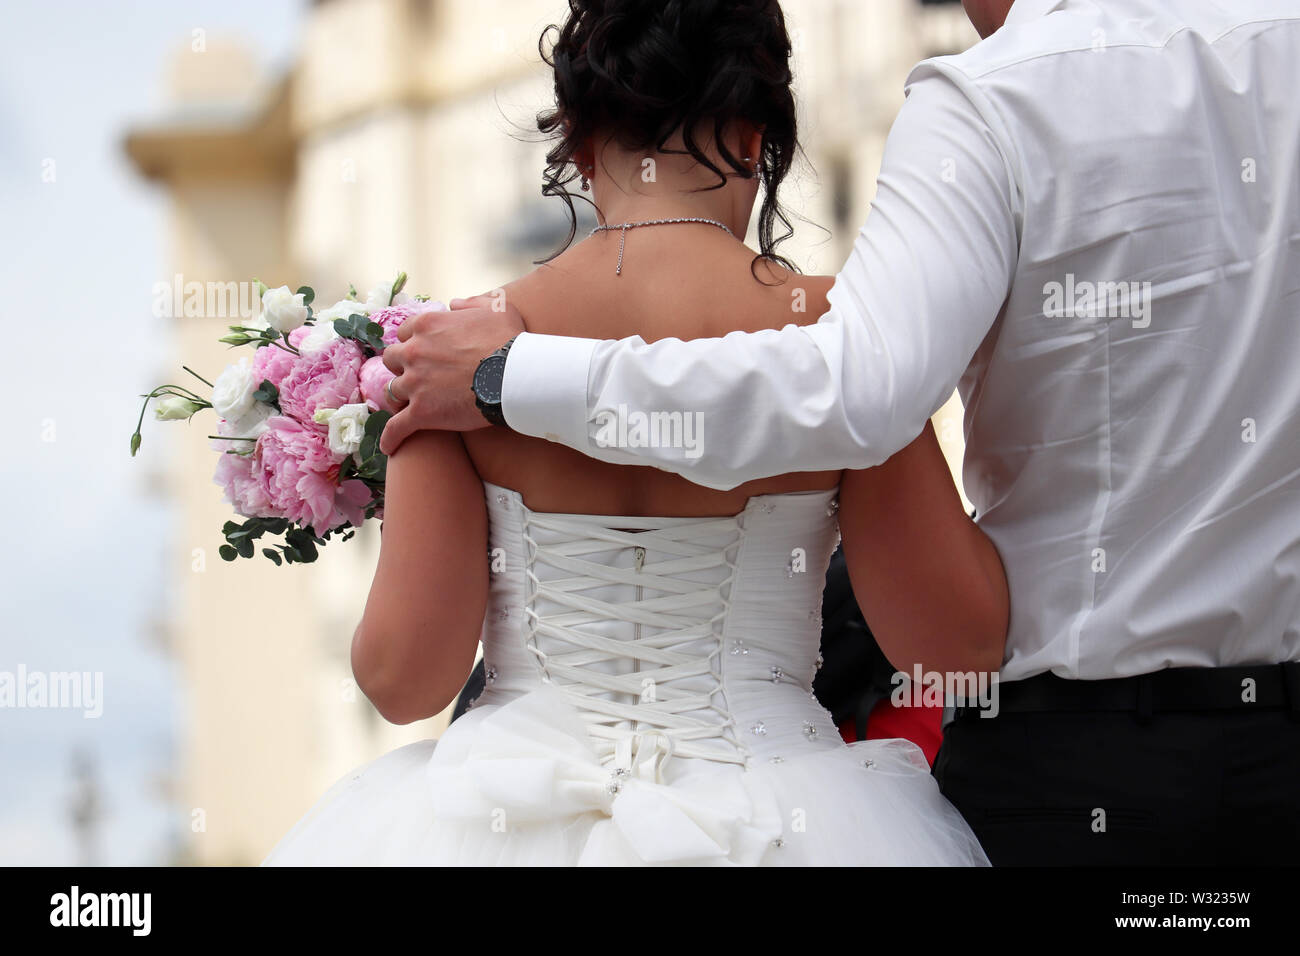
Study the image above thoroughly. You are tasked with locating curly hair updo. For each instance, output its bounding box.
[536,0,799,272]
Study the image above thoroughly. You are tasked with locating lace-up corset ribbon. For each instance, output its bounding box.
[476,483,845,782]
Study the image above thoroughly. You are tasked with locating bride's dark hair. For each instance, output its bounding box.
[536,0,800,274]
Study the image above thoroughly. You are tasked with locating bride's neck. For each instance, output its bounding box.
[589,147,755,240]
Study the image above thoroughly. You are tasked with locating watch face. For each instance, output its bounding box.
[473,355,508,405]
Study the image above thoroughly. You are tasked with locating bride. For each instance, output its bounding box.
[266,0,1006,866]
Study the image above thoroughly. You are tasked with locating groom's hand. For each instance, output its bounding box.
[379,295,525,455]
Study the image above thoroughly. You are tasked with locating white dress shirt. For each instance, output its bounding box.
[502,0,1300,681]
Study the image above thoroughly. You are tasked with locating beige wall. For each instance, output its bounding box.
[130,0,976,864]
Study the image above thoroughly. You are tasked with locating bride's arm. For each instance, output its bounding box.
[351,431,488,724]
[838,422,1008,677]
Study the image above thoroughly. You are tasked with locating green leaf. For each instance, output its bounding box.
[296,285,315,307]
[262,548,283,566]
[219,545,238,562]
[364,410,392,438]
[252,379,281,411]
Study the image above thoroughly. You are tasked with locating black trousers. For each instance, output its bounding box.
[934,706,1300,865]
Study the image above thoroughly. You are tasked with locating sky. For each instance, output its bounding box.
[0,0,306,865]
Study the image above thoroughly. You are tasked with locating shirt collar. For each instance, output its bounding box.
[1003,0,1069,29]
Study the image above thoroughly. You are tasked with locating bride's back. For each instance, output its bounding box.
[458,0,832,517]
[461,232,839,517]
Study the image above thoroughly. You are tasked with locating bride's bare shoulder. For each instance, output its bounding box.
[497,240,835,343]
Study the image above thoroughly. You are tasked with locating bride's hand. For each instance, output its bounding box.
[378,295,524,454]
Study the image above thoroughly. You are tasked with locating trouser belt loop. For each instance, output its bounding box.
[1282,661,1300,721]
[1136,674,1154,724]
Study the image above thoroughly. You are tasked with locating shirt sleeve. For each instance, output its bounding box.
[500,62,1022,490]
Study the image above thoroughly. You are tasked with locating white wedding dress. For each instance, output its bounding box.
[264,482,989,866]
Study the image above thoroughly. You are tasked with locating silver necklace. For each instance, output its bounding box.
[589,217,735,275]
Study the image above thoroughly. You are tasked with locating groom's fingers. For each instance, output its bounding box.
[380,407,417,456]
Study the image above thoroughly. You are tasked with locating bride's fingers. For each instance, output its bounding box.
[384,374,406,409]
[381,341,405,374]
[449,294,493,310]
[379,407,417,457]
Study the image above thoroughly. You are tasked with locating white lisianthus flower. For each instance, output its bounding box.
[315,298,366,325]
[154,396,204,421]
[296,317,343,355]
[362,282,412,314]
[211,356,258,421]
[260,285,310,333]
[324,403,371,458]
[219,402,274,454]
[362,284,390,314]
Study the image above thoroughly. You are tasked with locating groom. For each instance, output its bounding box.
[379,0,1300,865]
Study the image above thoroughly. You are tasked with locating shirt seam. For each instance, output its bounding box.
[938,15,1300,84]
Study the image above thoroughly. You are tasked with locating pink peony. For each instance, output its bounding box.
[212,441,277,519]
[255,416,372,533]
[276,338,365,424]
[370,300,446,346]
[358,356,398,413]
[250,340,298,392]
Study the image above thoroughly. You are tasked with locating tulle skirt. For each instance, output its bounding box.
[263,685,988,866]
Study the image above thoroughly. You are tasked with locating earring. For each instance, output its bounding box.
[581,175,590,192]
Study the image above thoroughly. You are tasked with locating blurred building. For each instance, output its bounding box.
[125,0,975,865]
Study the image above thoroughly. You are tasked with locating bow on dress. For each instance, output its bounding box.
[424,685,784,865]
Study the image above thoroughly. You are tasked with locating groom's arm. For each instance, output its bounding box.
[502,65,1021,489]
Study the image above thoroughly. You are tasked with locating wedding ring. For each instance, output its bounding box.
[385,378,399,407]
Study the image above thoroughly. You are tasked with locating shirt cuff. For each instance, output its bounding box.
[501,331,600,448]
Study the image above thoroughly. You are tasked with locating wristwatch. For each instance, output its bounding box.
[471,336,518,427]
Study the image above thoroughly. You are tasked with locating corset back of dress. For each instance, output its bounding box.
[476,482,846,777]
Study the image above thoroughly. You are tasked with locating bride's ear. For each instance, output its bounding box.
[739,124,764,175]
[572,138,596,180]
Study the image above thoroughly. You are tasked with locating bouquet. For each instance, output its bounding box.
[131,273,440,565]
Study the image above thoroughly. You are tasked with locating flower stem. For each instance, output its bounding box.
[182,365,214,388]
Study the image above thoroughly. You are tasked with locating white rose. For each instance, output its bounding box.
[211,356,257,421]
[323,403,371,458]
[260,285,309,333]
[218,401,274,454]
